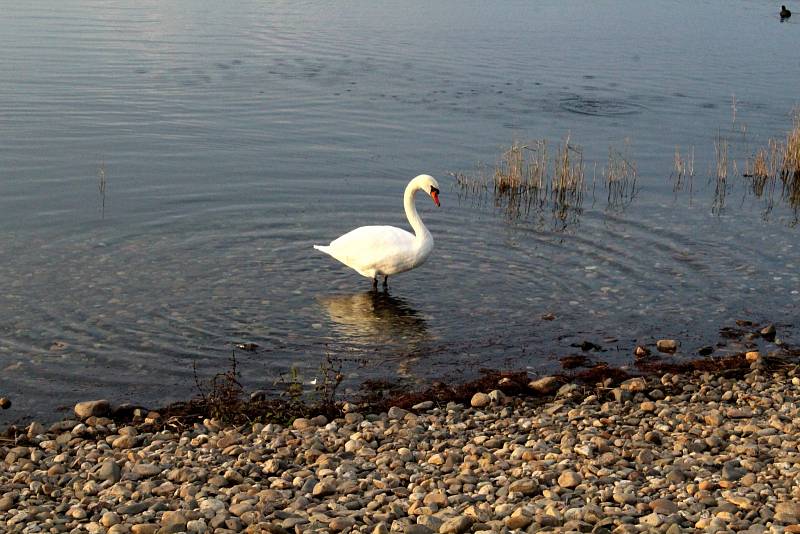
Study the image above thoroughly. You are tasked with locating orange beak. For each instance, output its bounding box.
[431,191,440,207]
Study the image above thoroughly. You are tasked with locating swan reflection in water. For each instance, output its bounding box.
[317,290,428,375]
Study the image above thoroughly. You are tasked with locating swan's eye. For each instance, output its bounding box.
[430,186,439,194]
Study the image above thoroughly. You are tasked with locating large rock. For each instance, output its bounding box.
[387,406,409,419]
[656,339,678,353]
[74,399,110,419]
[132,463,163,478]
[505,509,533,529]
[100,512,121,528]
[329,517,356,532]
[229,502,253,517]
[114,525,143,534]
[488,389,507,404]
[0,495,15,512]
[439,516,472,534]
[263,458,283,475]
[508,479,539,496]
[775,502,800,522]
[26,421,44,438]
[423,491,448,507]
[620,377,647,392]
[528,376,559,395]
[557,470,583,489]
[160,510,188,531]
[470,392,490,408]
[312,479,337,497]
[95,459,121,483]
[761,323,776,340]
[292,418,312,431]
[650,498,678,515]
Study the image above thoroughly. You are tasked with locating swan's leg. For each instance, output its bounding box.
[383,275,389,288]
[372,277,378,290]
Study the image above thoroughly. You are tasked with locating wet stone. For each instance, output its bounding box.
[656,339,678,353]
[529,375,560,394]
[74,399,111,419]
[470,392,490,408]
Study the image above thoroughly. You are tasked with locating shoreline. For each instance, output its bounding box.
[3,354,800,533]
[2,318,794,432]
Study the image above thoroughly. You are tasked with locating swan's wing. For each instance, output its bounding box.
[320,225,416,274]
[328,225,415,257]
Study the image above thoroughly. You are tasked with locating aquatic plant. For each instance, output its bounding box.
[603,140,638,209]
[453,136,594,229]
[780,111,800,220]
[743,139,781,218]
[550,136,585,229]
[712,133,729,214]
[98,159,107,219]
[671,145,695,194]
[739,110,800,223]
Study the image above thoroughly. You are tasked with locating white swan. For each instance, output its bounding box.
[314,174,440,288]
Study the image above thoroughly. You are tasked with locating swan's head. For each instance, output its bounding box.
[415,174,441,207]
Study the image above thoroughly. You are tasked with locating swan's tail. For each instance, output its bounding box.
[313,244,331,254]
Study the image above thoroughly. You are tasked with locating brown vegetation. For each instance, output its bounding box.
[604,140,638,209]
[454,136,587,229]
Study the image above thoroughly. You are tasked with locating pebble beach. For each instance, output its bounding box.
[3,363,800,534]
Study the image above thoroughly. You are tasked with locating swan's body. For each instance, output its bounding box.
[781,5,791,17]
[314,174,440,287]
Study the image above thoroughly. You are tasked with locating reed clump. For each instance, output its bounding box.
[493,141,549,219]
[455,136,585,227]
[781,111,800,212]
[604,140,638,209]
[739,110,800,221]
[671,145,695,193]
[783,111,800,177]
[744,140,781,198]
[552,135,584,209]
[712,134,729,214]
[453,165,488,197]
[98,159,107,219]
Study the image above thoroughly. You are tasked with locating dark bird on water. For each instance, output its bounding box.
[781,5,791,18]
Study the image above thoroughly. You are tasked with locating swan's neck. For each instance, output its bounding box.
[404,181,430,242]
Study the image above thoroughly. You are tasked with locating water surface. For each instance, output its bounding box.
[2,0,799,424]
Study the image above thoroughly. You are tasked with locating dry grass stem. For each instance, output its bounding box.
[739,110,800,222]
[604,140,638,209]
[781,112,800,223]
[781,112,800,180]
[551,135,585,225]
[712,134,729,214]
[98,160,107,219]
[454,136,586,229]
[671,146,694,194]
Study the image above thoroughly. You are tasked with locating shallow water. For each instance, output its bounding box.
[1,0,799,423]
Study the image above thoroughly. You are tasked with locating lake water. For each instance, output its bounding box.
[2,0,799,424]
